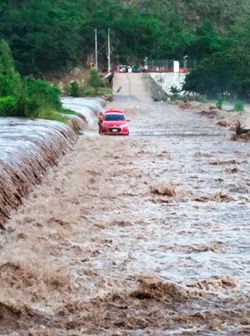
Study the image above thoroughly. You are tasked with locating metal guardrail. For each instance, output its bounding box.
[147,59,196,73]
[115,59,196,74]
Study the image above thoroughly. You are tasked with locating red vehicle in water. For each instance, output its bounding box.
[100,109,129,135]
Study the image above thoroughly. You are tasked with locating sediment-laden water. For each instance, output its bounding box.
[61,97,105,129]
[0,74,249,335]
[0,118,77,227]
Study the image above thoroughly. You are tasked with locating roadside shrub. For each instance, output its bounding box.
[24,78,62,118]
[88,69,103,94]
[170,86,181,95]
[233,100,244,112]
[69,81,81,97]
[0,96,18,116]
[216,96,224,109]
[81,86,95,96]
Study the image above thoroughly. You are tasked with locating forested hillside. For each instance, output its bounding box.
[0,0,249,97]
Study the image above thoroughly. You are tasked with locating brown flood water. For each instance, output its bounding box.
[0,73,250,335]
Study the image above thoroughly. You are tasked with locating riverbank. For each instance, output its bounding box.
[148,72,250,134]
[176,100,250,138]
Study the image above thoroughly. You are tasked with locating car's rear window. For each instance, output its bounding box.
[105,114,125,121]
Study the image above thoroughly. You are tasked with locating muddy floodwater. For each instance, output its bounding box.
[0,74,250,335]
[0,119,77,227]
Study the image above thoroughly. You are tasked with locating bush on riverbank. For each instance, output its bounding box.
[64,69,112,98]
[88,69,103,95]
[24,78,62,118]
[0,39,69,121]
[233,100,245,112]
[65,78,112,98]
[183,17,250,100]
[0,96,19,116]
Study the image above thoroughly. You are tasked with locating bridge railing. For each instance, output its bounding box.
[147,59,196,73]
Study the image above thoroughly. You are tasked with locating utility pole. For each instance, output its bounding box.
[95,28,98,70]
[107,28,111,72]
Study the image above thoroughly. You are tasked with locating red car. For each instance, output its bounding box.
[100,110,129,135]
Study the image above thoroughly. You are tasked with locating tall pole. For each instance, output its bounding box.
[107,28,111,72]
[95,28,98,70]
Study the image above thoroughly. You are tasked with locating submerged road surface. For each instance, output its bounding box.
[1,73,250,335]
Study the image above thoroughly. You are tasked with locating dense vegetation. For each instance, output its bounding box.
[0,39,66,120]
[65,70,112,97]
[0,0,249,98]
[0,39,110,120]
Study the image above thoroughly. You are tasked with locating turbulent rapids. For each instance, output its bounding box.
[0,118,77,228]
[62,97,106,129]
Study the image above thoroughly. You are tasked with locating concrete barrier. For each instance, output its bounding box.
[149,73,187,98]
[148,75,169,101]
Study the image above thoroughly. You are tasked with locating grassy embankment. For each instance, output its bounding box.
[63,69,112,99]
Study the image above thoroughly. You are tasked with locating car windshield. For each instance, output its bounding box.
[105,114,125,121]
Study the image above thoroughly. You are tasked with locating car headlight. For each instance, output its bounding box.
[120,124,128,129]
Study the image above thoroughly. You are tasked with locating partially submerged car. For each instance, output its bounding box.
[100,109,129,135]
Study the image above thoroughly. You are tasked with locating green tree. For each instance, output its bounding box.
[88,69,103,94]
[187,21,225,60]
[0,39,64,118]
[0,0,249,78]
[24,78,61,117]
[69,81,81,97]
[0,0,85,74]
[183,16,250,98]
[0,39,22,97]
[0,39,23,116]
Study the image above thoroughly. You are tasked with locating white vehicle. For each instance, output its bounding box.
[119,65,128,73]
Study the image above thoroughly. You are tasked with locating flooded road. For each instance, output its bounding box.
[0,73,250,335]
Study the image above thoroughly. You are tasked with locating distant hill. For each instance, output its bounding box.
[0,0,249,97]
